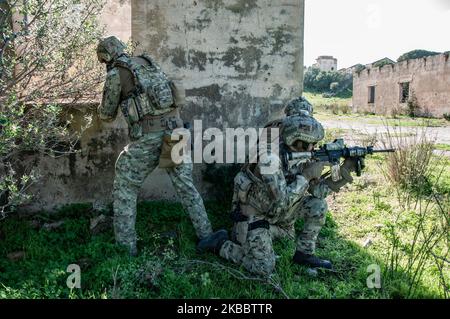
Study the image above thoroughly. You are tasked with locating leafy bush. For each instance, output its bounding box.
[443,113,450,121]
[0,0,104,218]
[379,126,449,297]
[354,64,366,73]
[381,126,436,195]
[390,106,404,118]
[407,91,421,118]
[340,104,351,115]
[329,82,339,92]
[372,59,394,68]
[304,67,353,97]
[397,49,441,62]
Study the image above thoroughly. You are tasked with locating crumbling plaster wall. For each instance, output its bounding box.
[132,0,305,128]
[353,54,450,117]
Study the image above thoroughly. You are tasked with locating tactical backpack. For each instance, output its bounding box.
[113,54,176,120]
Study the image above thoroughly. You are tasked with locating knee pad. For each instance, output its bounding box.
[254,258,276,277]
[245,256,275,277]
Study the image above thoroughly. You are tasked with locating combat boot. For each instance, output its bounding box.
[196,230,228,254]
[293,251,333,269]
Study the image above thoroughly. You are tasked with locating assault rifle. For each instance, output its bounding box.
[284,139,395,181]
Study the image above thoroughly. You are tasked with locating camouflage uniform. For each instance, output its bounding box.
[97,37,212,255]
[219,157,330,276]
[218,113,350,276]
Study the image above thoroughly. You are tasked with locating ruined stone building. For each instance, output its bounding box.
[25,0,306,211]
[313,55,338,72]
[352,53,450,117]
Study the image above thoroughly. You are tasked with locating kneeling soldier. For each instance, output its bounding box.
[198,111,359,276]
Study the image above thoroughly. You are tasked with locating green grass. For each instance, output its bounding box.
[0,201,383,299]
[365,117,447,128]
[316,112,448,128]
[304,91,352,115]
[1,156,448,299]
[435,144,450,151]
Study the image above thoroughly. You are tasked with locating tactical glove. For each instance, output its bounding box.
[342,157,366,174]
[323,166,353,193]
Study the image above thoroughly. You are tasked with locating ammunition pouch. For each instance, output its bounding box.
[234,172,253,204]
[140,108,183,134]
[122,104,182,140]
[156,109,185,169]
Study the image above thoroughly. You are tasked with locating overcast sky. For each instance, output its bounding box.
[304,0,450,69]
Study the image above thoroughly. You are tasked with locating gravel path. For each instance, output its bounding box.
[320,118,450,156]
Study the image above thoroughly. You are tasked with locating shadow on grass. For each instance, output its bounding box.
[0,201,438,299]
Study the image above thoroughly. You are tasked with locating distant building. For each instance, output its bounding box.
[313,55,338,72]
[352,54,450,117]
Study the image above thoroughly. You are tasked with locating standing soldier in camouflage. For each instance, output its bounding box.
[198,97,360,276]
[96,36,213,256]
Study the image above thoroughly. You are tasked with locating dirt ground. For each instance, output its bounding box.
[320,117,450,156]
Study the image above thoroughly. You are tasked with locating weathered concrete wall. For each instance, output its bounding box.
[100,0,132,41]
[132,0,305,128]
[22,0,305,212]
[353,53,450,117]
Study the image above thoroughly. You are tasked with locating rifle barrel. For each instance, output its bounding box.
[372,149,396,153]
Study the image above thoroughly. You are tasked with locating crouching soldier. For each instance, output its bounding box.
[96,36,215,255]
[197,111,360,276]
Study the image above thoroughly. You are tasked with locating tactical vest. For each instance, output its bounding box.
[113,54,177,125]
[234,119,287,215]
[234,163,279,217]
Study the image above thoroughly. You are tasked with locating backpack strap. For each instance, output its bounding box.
[112,58,144,97]
[138,54,154,66]
[112,58,146,121]
[138,54,161,71]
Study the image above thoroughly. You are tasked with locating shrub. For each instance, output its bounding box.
[354,64,366,73]
[407,91,421,118]
[304,67,353,97]
[322,92,336,98]
[381,126,436,194]
[443,113,450,121]
[329,104,340,115]
[373,59,394,68]
[390,106,404,118]
[397,49,441,62]
[330,82,339,92]
[0,0,104,218]
[380,125,449,298]
[340,104,351,115]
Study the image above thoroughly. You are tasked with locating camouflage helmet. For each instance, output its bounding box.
[97,36,127,64]
[281,115,324,146]
[285,96,314,116]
